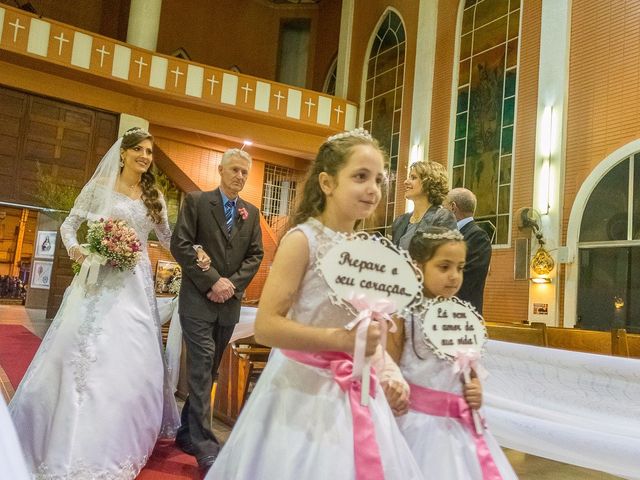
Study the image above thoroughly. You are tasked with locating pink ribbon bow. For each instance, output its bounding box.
[344,294,397,377]
[453,349,488,381]
[344,294,396,406]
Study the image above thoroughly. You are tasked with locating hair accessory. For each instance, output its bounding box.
[421,229,464,241]
[123,127,149,138]
[327,127,372,143]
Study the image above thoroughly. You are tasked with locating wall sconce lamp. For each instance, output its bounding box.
[531,244,555,276]
[530,276,552,284]
[240,140,253,151]
[528,212,555,283]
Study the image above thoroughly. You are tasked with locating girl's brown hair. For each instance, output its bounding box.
[408,226,466,265]
[121,128,163,224]
[290,132,386,228]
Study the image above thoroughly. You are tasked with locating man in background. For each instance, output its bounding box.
[445,188,492,315]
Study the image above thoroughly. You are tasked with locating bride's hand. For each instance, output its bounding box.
[196,247,211,271]
[69,245,86,264]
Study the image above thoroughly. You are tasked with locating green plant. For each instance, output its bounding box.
[32,163,82,221]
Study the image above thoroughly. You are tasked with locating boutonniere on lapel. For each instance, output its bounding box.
[238,207,249,221]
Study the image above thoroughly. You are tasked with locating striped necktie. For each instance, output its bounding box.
[224,200,234,233]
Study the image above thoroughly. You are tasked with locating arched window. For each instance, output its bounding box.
[361,10,405,236]
[451,0,521,244]
[576,155,640,333]
[323,57,337,96]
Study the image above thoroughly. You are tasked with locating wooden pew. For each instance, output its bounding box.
[611,329,629,357]
[546,327,611,355]
[485,321,640,358]
[485,322,548,347]
[626,331,640,358]
[611,329,640,358]
[212,336,270,426]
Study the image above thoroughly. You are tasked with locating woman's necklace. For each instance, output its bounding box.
[119,177,140,197]
[127,181,140,193]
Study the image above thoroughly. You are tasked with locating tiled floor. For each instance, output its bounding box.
[0,304,622,479]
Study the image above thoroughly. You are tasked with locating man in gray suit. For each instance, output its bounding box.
[170,148,264,471]
[445,188,492,315]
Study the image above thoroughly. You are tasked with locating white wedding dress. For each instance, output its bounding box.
[9,186,179,480]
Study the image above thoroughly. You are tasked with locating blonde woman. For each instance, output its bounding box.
[392,160,457,250]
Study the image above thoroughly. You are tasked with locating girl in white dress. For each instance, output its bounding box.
[9,128,207,480]
[387,226,518,479]
[207,130,423,480]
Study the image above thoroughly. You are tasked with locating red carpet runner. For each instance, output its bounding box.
[0,324,200,479]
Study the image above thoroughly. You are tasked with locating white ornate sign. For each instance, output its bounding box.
[418,297,487,361]
[317,232,422,313]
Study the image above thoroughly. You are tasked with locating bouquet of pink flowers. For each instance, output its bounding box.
[72,218,141,277]
[87,218,141,271]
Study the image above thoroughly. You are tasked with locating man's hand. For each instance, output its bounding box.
[207,277,235,303]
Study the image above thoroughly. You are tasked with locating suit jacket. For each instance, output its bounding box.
[391,205,457,247]
[457,220,491,315]
[170,188,264,326]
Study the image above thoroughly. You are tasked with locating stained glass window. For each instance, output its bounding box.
[362,10,405,237]
[453,0,521,244]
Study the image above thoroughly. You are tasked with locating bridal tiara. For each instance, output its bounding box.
[420,230,464,241]
[123,127,149,138]
[327,128,372,143]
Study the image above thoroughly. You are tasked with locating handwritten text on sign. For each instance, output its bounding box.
[318,236,422,312]
[419,298,487,360]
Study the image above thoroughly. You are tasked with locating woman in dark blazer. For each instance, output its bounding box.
[391,160,457,249]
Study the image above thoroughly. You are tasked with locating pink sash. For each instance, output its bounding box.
[282,350,384,480]
[408,383,503,480]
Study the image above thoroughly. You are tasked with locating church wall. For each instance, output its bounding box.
[312,0,343,92]
[0,0,130,41]
[563,1,640,242]
[428,0,542,323]
[156,0,341,91]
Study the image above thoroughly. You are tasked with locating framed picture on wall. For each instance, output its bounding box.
[155,260,180,295]
[31,260,53,289]
[35,231,57,259]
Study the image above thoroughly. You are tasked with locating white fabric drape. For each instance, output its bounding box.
[1,395,29,480]
[483,339,640,479]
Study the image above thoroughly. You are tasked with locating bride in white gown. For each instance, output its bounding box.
[9,128,199,479]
